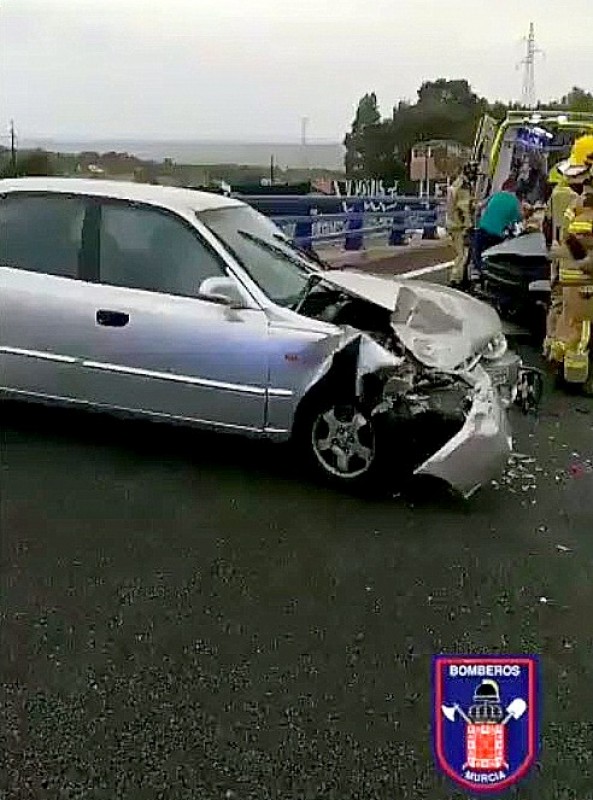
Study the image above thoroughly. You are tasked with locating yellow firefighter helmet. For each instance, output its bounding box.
[558,135,593,181]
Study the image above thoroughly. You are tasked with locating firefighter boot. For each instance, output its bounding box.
[563,320,591,385]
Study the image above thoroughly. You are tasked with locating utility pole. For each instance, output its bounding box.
[270,153,275,185]
[519,23,544,109]
[10,120,17,174]
[301,116,309,170]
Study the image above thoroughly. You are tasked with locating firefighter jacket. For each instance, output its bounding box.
[546,184,578,244]
[549,191,593,353]
[446,176,474,232]
[553,191,593,284]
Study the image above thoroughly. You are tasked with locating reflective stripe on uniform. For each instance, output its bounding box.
[568,220,593,235]
[559,267,589,284]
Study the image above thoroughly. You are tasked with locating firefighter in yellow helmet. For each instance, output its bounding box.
[545,166,576,243]
[446,161,478,287]
[545,135,593,393]
[543,165,579,352]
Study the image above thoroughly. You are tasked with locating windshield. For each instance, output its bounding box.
[198,205,321,307]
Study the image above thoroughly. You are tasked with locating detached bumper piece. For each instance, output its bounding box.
[372,366,512,498]
[413,368,512,498]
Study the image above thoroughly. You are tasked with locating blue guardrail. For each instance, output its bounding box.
[235,194,444,251]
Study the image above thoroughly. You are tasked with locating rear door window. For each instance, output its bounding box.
[0,194,87,278]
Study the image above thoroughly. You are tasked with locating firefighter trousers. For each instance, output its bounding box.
[448,229,469,284]
[545,277,563,353]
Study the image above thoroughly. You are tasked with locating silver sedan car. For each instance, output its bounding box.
[0,178,519,496]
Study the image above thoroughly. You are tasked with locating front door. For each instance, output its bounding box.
[0,192,94,402]
[77,199,269,431]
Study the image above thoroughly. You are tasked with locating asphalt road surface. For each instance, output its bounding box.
[2,265,592,800]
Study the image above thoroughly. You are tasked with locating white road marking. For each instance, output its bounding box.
[400,260,453,279]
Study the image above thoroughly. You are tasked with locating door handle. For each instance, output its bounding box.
[96,309,130,328]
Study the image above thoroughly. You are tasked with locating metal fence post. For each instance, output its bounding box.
[422,201,439,240]
[389,207,407,246]
[344,199,364,251]
[294,215,314,252]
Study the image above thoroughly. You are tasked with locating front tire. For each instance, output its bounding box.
[294,397,390,493]
[311,403,375,480]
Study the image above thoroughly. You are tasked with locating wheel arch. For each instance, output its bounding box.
[291,336,363,438]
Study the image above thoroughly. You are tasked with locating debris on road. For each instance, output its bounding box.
[493,452,541,494]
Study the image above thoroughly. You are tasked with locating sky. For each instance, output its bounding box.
[1,0,592,144]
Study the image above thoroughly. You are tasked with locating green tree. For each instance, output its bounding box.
[560,87,593,112]
[344,92,381,176]
[416,78,478,108]
[358,119,403,184]
[406,79,485,146]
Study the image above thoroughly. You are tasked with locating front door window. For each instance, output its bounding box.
[99,203,225,296]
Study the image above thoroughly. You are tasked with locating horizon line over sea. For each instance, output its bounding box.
[18,137,346,170]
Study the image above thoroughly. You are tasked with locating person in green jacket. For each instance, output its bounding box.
[473,179,524,276]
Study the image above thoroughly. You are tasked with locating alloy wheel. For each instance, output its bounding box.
[311,405,375,479]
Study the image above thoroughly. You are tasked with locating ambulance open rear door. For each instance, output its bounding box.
[472,114,499,204]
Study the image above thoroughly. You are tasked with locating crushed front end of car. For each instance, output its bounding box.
[294,270,535,495]
[354,342,512,498]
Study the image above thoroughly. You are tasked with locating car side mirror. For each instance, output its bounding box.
[198,276,245,308]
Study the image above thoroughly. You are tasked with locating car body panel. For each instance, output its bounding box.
[414,365,512,497]
[479,232,551,336]
[482,231,549,261]
[0,266,271,430]
[0,268,89,400]
[264,321,403,433]
[319,270,502,371]
[70,281,270,430]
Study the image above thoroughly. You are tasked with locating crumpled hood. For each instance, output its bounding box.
[322,270,503,371]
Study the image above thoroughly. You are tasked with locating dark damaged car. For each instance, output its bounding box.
[478,231,551,338]
[0,179,527,497]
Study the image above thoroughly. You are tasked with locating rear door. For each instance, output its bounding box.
[0,192,94,401]
[472,114,499,203]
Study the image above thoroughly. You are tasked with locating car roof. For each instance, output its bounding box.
[0,177,245,215]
